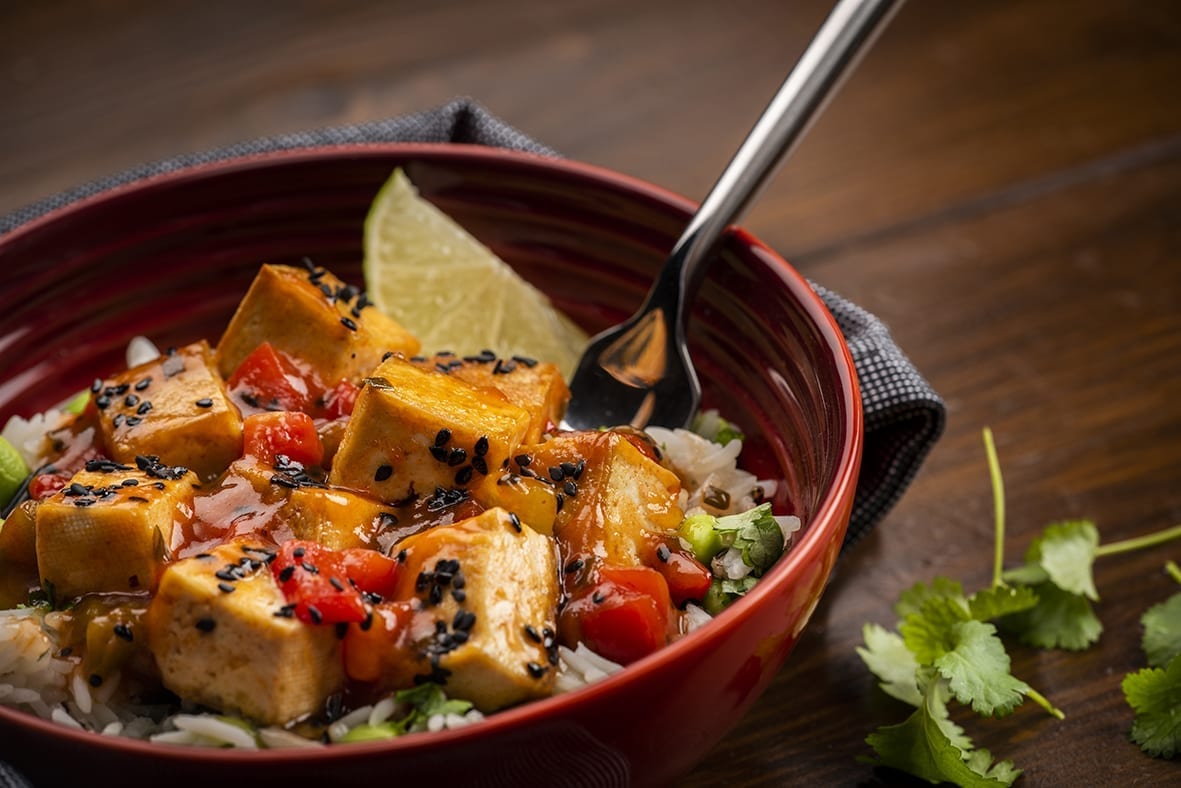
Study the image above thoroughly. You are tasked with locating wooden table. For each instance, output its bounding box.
[2,1,1178,784]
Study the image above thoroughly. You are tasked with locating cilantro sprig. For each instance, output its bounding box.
[858,428,1181,783]
[1121,561,1181,759]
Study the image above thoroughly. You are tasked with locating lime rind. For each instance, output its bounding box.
[0,436,29,509]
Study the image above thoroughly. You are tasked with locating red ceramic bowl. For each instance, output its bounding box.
[0,145,861,787]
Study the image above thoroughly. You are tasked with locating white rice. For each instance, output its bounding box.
[1,408,67,468]
[125,335,161,369]
[553,643,625,694]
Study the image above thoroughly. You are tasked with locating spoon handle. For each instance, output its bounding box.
[654,0,901,312]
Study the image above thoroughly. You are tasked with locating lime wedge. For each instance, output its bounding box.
[0,436,29,509]
[362,169,587,378]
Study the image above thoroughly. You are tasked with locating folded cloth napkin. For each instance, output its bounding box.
[0,97,943,545]
[0,96,943,788]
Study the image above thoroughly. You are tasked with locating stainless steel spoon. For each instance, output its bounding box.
[563,0,900,430]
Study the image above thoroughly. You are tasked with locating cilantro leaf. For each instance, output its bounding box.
[895,577,967,621]
[712,503,783,575]
[857,623,922,707]
[862,677,1021,786]
[1000,581,1103,650]
[901,595,970,665]
[1024,520,1100,601]
[1122,655,1181,759]
[968,585,1039,621]
[1142,592,1181,668]
[393,684,474,733]
[934,620,1030,716]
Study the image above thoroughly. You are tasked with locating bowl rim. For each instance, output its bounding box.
[0,142,864,764]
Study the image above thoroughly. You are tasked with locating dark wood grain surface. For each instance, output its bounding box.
[2,1,1179,785]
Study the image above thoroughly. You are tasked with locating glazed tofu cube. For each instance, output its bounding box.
[146,540,344,726]
[35,461,200,600]
[328,356,532,504]
[0,499,37,566]
[95,340,242,482]
[411,352,569,443]
[506,431,683,569]
[216,263,420,386]
[393,508,558,711]
[276,486,400,551]
[183,458,292,554]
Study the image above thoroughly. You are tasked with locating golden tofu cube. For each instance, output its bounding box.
[216,263,419,386]
[519,430,683,570]
[470,470,560,536]
[393,508,558,711]
[35,462,200,600]
[411,353,569,443]
[276,486,400,551]
[328,356,532,504]
[95,340,242,482]
[0,499,38,566]
[146,540,344,726]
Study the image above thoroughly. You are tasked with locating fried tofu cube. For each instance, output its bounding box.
[328,356,532,504]
[411,353,569,443]
[146,540,344,726]
[0,500,38,566]
[393,508,558,711]
[515,430,683,568]
[35,462,200,600]
[276,486,399,551]
[216,263,419,386]
[95,340,242,482]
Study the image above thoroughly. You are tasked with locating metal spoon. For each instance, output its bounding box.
[563,0,900,430]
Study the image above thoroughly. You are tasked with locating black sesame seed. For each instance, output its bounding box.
[217,582,236,593]
[361,611,374,631]
[526,662,546,679]
[301,561,319,574]
[329,576,345,592]
[452,571,465,590]
[565,558,584,575]
[592,592,606,604]
[656,544,671,563]
[451,589,466,602]
[455,466,473,485]
[112,414,124,428]
[89,674,104,687]
[113,624,133,642]
[434,429,451,447]
[307,605,323,624]
[429,445,450,462]
[278,566,295,582]
[428,584,443,605]
[453,610,476,631]
[335,622,349,640]
[396,549,407,563]
[194,398,213,408]
[555,493,565,512]
[508,512,522,533]
[95,395,111,410]
[136,401,153,415]
[124,416,142,427]
[524,624,542,643]
[124,394,139,408]
[374,464,393,482]
[196,618,216,633]
[73,498,96,507]
[519,467,537,479]
[514,453,532,467]
[135,376,152,391]
[273,604,296,618]
[293,546,306,558]
[340,316,358,332]
[121,478,138,487]
[90,378,103,393]
[447,447,467,467]
[473,436,489,457]
[564,480,578,497]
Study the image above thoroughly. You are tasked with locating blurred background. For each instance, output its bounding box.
[3,1,1180,784]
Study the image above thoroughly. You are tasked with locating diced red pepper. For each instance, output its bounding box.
[227,342,315,414]
[562,565,672,665]
[28,473,68,500]
[271,540,400,627]
[648,538,712,606]
[242,411,324,468]
[322,379,360,419]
